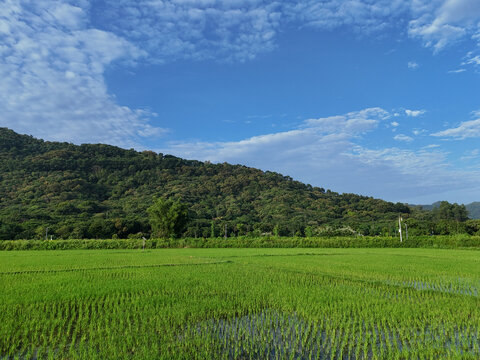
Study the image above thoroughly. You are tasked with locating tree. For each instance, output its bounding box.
[273,224,279,237]
[147,197,188,238]
[434,201,468,222]
[304,225,313,238]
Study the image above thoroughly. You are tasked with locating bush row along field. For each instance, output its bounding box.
[0,248,479,359]
[1,235,480,251]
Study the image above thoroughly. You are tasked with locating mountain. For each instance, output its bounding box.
[415,201,442,211]
[416,201,480,220]
[0,128,419,240]
[465,202,480,219]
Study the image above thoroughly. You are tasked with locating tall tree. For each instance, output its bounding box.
[147,198,188,238]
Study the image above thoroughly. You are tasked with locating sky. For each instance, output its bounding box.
[1,0,480,204]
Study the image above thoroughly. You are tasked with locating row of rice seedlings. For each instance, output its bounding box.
[0,249,479,359]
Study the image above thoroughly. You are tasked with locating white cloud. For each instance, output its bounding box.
[0,0,479,163]
[461,149,480,160]
[286,0,409,33]
[463,53,480,66]
[408,0,480,52]
[160,108,393,194]
[448,68,467,73]
[405,109,426,117]
[408,61,419,69]
[350,146,447,180]
[160,107,479,202]
[302,107,389,133]
[390,121,399,127]
[348,145,480,202]
[164,107,387,161]
[471,109,480,117]
[394,134,414,142]
[432,118,480,139]
[95,0,283,63]
[90,0,480,64]
[0,0,165,146]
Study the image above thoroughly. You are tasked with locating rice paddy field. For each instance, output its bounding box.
[0,248,479,359]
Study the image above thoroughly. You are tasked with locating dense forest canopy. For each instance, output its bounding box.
[0,128,477,240]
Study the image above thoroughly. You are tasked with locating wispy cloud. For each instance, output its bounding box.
[471,109,480,117]
[462,52,480,66]
[95,0,283,63]
[408,0,480,52]
[94,1,480,64]
[0,0,165,147]
[413,129,426,136]
[290,0,480,56]
[448,68,467,73]
[160,107,477,202]
[408,61,419,69]
[405,109,426,117]
[461,149,480,161]
[286,0,409,33]
[394,134,414,142]
[163,107,388,161]
[432,118,480,139]
[1,0,480,153]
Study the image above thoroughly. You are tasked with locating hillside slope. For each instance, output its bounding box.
[466,202,480,219]
[0,128,414,239]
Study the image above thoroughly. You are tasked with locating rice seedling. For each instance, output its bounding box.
[0,248,478,359]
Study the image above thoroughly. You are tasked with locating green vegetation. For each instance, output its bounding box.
[1,235,480,251]
[147,197,189,238]
[1,248,479,359]
[1,128,478,240]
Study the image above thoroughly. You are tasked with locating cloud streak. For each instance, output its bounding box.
[394,134,414,142]
[160,108,478,202]
[432,118,480,139]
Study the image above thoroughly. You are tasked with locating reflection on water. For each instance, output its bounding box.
[183,310,480,359]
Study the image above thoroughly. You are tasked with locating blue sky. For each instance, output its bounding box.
[1,0,480,204]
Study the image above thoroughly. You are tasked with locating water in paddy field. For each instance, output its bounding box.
[182,310,480,359]
[384,278,480,297]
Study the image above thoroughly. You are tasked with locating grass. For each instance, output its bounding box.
[0,248,479,359]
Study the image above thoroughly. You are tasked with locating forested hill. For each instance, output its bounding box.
[465,203,480,219]
[0,128,453,240]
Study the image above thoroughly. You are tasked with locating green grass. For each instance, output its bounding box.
[1,248,479,359]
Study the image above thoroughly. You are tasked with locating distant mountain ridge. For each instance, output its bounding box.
[466,202,480,219]
[417,201,480,219]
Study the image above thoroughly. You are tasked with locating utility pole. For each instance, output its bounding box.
[45,227,48,241]
[224,223,227,239]
[405,223,408,240]
[398,216,403,243]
